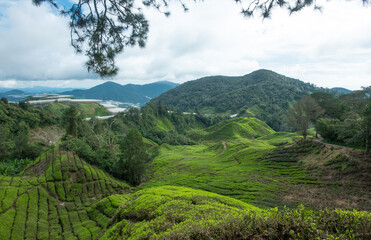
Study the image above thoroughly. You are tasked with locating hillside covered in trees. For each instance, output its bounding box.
[154,69,342,131]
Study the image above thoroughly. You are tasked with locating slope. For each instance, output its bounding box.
[42,102,110,119]
[100,186,370,240]
[63,81,179,106]
[154,69,341,131]
[203,117,275,141]
[140,117,371,211]
[0,148,129,240]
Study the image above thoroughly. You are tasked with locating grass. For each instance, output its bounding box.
[140,134,308,208]
[44,102,110,119]
[74,103,110,118]
[203,117,275,141]
[140,117,370,211]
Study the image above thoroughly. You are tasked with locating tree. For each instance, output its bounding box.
[0,125,14,161]
[315,118,341,141]
[311,92,344,120]
[362,98,371,153]
[32,0,370,77]
[288,96,324,140]
[0,97,8,104]
[116,128,149,185]
[62,105,82,137]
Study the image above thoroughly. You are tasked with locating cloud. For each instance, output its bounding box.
[0,0,370,90]
[0,0,94,81]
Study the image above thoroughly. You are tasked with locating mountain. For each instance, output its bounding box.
[332,87,352,94]
[0,87,85,102]
[0,89,28,102]
[63,81,179,106]
[0,87,83,94]
[153,69,342,131]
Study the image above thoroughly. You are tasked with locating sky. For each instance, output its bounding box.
[0,0,370,90]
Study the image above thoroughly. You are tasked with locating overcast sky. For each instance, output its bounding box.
[0,0,370,90]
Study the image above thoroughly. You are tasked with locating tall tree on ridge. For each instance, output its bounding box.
[117,128,149,185]
[288,96,324,140]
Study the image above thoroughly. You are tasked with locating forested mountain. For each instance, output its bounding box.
[332,87,352,94]
[0,87,85,102]
[63,81,179,106]
[0,90,28,102]
[154,69,341,131]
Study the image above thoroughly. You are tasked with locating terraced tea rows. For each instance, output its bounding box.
[140,136,314,208]
[0,149,129,240]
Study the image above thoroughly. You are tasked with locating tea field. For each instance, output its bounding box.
[0,149,128,240]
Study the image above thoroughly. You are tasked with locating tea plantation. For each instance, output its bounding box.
[0,149,128,239]
[1,117,370,239]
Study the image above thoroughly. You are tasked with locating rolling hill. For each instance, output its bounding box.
[0,148,129,239]
[63,81,179,106]
[153,69,341,131]
[1,107,371,239]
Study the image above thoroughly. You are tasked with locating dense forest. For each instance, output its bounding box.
[154,69,342,131]
[0,98,57,174]
[312,87,371,151]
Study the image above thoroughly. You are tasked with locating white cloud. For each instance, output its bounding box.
[0,0,370,90]
[0,0,93,81]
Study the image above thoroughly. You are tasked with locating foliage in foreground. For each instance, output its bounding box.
[101,186,371,240]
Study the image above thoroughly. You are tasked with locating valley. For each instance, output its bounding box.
[0,70,370,239]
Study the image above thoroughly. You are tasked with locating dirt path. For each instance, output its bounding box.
[218,141,227,155]
[314,138,357,151]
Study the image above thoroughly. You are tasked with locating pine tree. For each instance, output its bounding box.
[117,128,148,185]
[62,106,82,137]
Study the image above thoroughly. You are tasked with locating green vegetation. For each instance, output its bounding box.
[115,129,150,185]
[288,96,323,140]
[154,69,341,131]
[139,129,307,208]
[312,87,371,151]
[0,99,111,175]
[1,89,370,239]
[0,149,129,240]
[101,186,371,240]
[42,102,110,119]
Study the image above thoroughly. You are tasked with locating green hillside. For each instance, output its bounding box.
[203,117,275,141]
[139,117,370,211]
[1,101,370,239]
[101,186,370,240]
[0,148,128,240]
[43,102,110,119]
[154,69,341,131]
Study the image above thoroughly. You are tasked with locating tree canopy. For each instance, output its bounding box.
[32,0,370,77]
[288,96,323,140]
